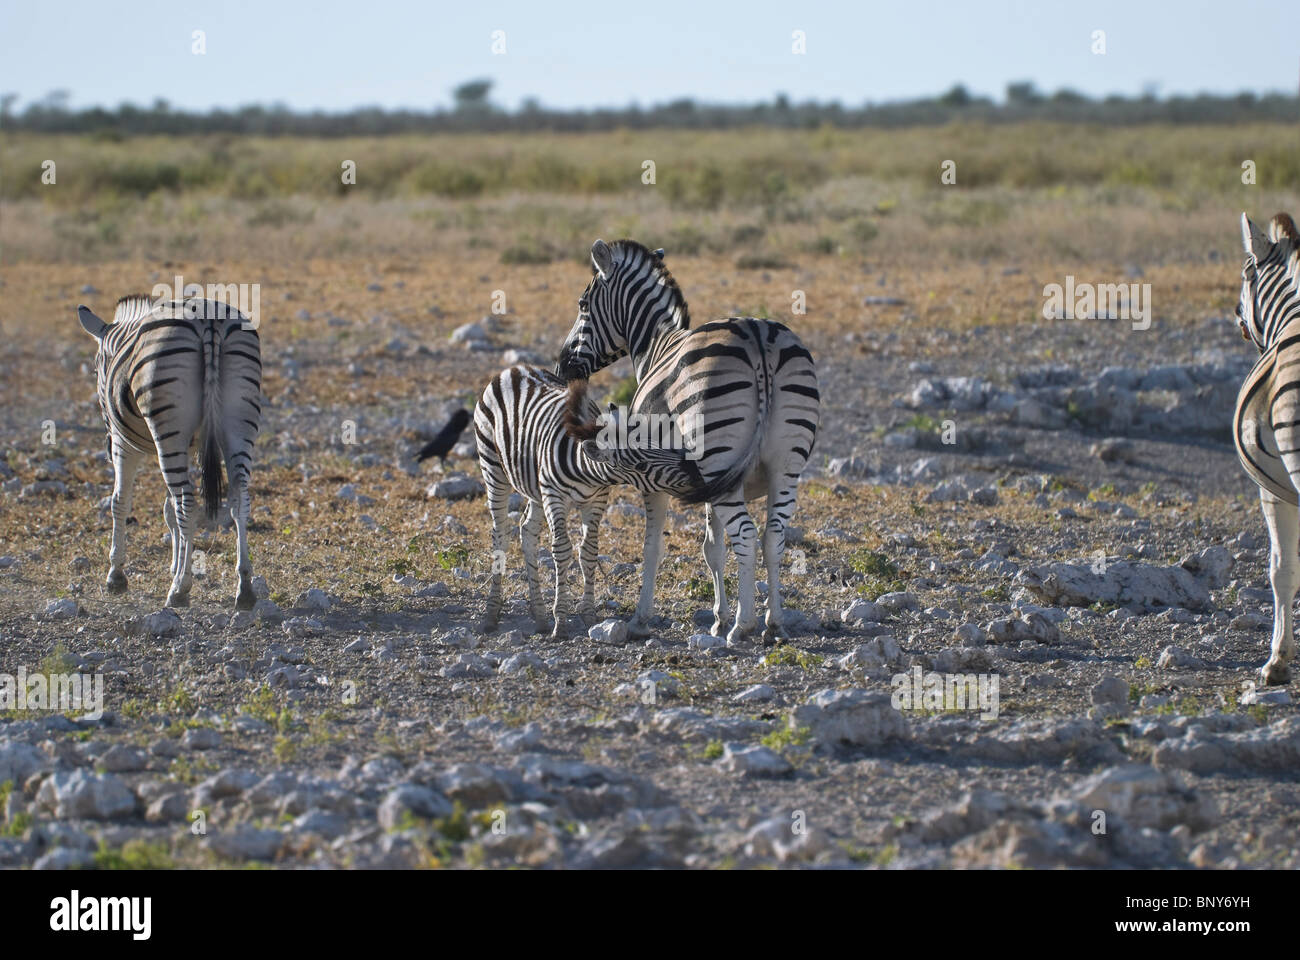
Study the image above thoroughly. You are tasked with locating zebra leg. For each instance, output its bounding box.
[762,473,799,640]
[480,469,510,632]
[164,482,198,608]
[105,447,145,595]
[576,494,606,626]
[629,491,668,638]
[519,499,547,633]
[163,495,180,584]
[710,493,760,643]
[542,493,574,640]
[702,503,730,637]
[224,442,256,611]
[1259,490,1298,685]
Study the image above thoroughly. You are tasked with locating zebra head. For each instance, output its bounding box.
[555,239,684,382]
[1238,212,1300,350]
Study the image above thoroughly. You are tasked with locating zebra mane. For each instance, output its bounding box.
[601,239,691,330]
[112,293,158,325]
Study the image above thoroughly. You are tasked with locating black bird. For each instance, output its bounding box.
[416,408,471,466]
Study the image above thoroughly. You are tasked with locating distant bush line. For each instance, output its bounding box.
[2,83,1295,137]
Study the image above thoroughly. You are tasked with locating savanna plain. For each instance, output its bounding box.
[1,123,1298,868]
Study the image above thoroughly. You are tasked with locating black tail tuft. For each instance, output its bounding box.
[563,379,602,441]
[200,423,225,521]
[675,459,750,505]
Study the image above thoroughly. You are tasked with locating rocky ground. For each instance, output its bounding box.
[1,257,1297,870]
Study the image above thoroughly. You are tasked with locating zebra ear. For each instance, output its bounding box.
[591,239,614,279]
[1242,213,1271,259]
[652,248,665,261]
[77,305,108,339]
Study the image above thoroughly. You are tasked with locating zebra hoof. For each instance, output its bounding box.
[235,585,257,611]
[627,619,653,640]
[550,624,570,641]
[532,619,551,636]
[726,620,758,644]
[479,616,501,633]
[166,591,191,608]
[105,571,128,595]
[1260,660,1292,687]
[709,620,728,638]
[578,607,600,627]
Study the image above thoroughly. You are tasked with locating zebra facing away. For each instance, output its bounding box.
[76,295,262,610]
[556,239,820,643]
[1233,212,1300,685]
[475,364,700,638]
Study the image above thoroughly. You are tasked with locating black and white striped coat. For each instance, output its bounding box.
[475,364,698,637]
[556,240,820,642]
[76,295,262,609]
[1233,212,1300,685]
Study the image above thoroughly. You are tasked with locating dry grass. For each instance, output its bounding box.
[3,123,1297,268]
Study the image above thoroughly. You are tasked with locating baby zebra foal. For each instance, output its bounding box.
[475,365,699,638]
[76,295,262,610]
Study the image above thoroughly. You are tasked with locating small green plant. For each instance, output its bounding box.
[94,839,175,870]
[238,685,284,729]
[38,643,78,677]
[1088,483,1119,501]
[761,725,811,750]
[762,645,824,672]
[901,413,941,434]
[847,548,906,600]
[272,735,298,763]
[435,546,471,571]
[165,686,196,716]
[701,740,724,761]
[434,801,472,843]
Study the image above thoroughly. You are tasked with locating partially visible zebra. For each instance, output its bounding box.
[1233,212,1300,685]
[76,295,263,610]
[475,364,700,637]
[556,240,820,642]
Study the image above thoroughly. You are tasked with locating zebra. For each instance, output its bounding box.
[75,295,262,610]
[1234,211,1300,685]
[556,239,820,642]
[475,364,700,637]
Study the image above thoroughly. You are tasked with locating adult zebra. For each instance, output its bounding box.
[556,239,820,642]
[476,364,701,637]
[76,295,262,610]
[1234,212,1300,685]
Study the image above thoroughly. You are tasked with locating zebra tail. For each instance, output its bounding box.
[563,379,602,440]
[199,319,226,521]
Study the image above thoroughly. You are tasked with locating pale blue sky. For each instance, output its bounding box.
[2,0,1296,112]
